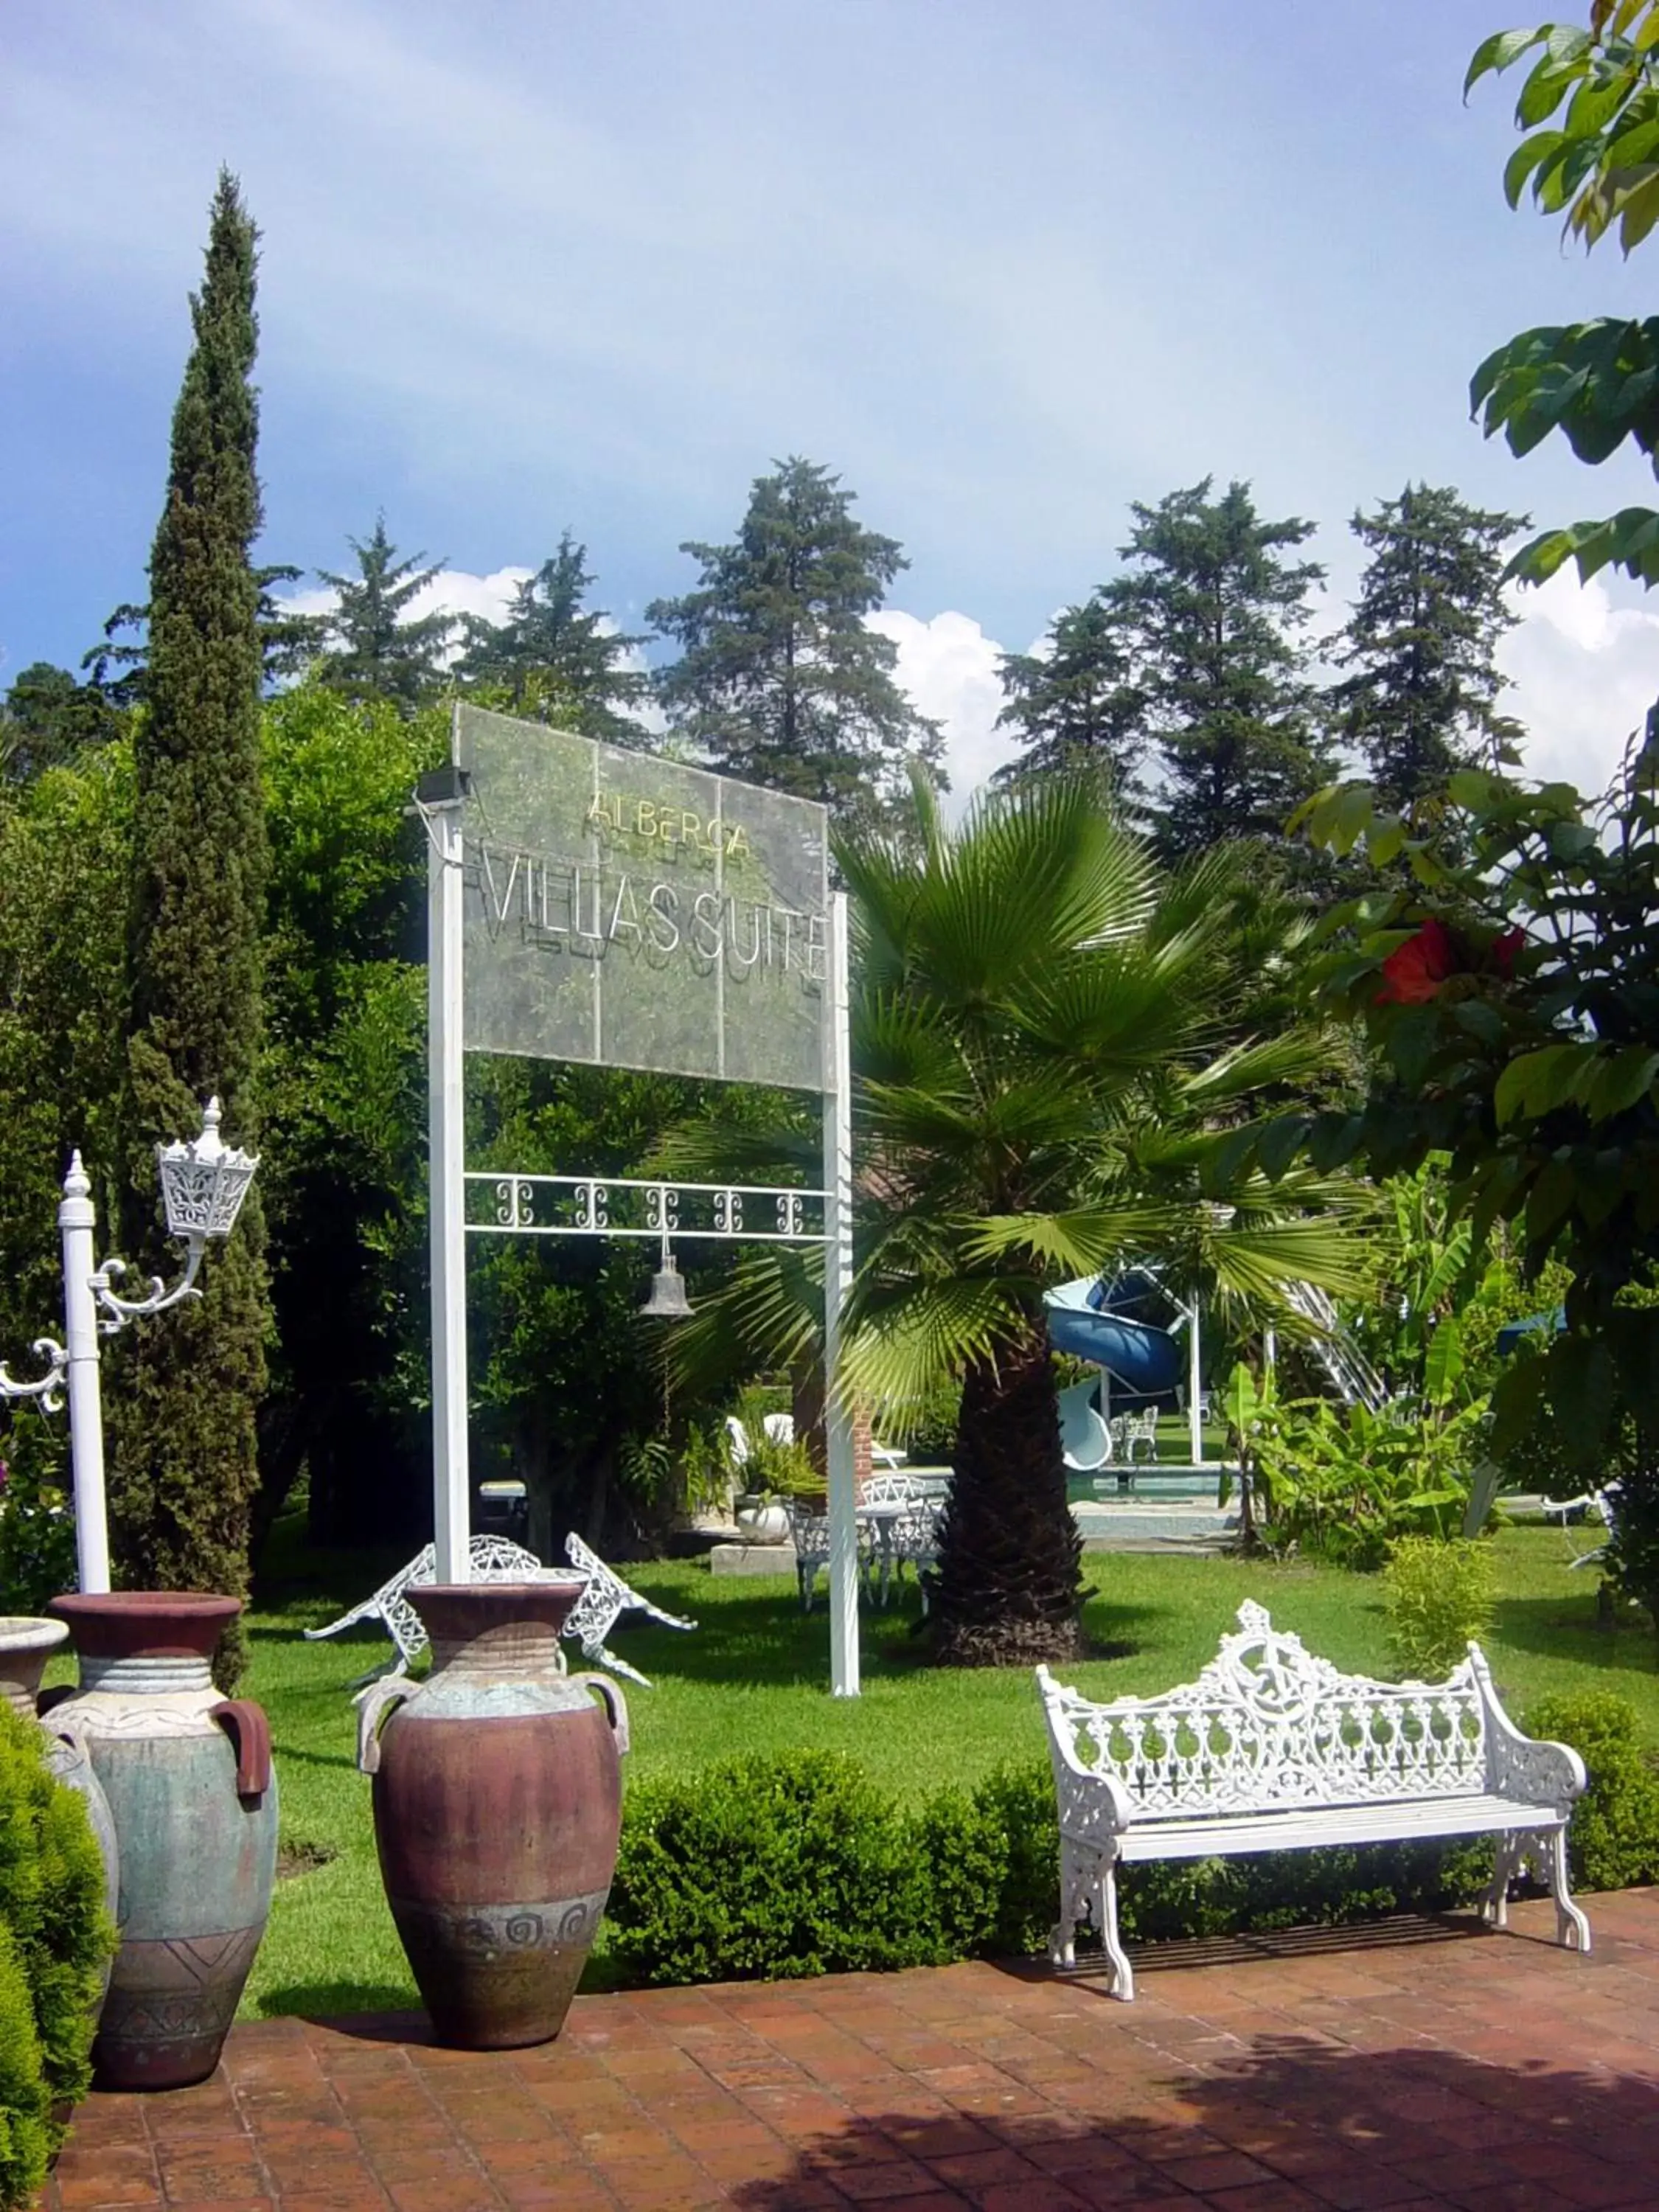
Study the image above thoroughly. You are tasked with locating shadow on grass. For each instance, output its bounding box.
[600,1585,1160,1688]
[1489,1588,1659,1675]
[255,1983,420,2026]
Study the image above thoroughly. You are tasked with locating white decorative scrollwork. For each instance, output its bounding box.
[574,1181,609,1231]
[0,1338,68,1411]
[776,1192,804,1238]
[713,1188,742,1234]
[495,1178,532,1229]
[644,1184,679,1233]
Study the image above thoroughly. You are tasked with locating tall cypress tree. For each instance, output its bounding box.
[648,457,943,815]
[1333,483,1526,813]
[114,171,271,1677]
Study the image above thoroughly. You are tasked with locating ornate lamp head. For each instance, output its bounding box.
[156,1099,260,1247]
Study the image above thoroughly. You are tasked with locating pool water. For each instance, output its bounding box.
[1066,1465,1243,1507]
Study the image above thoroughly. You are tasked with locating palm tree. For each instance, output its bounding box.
[659,773,1363,1666]
[836,775,1362,1666]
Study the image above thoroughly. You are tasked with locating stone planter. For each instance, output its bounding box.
[0,1617,120,1953]
[733,1496,788,1544]
[357,1579,628,2050]
[47,1593,277,2092]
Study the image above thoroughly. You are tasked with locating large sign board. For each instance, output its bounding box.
[454,704,831,1091]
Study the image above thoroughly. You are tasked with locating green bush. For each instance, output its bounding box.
[1384,1536,1497,1679]
[0,1430,76,1617]
[1527,1690,1659,1893]
[605,1750,1497,1989]
[0,1700,116,2202]
[608,1753,931,1982]
[1248,1391,1491,1569]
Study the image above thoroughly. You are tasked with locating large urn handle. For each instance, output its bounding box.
[569,1672,630,1757]
[209,1699,272,1799]
[355,1675,415,1775]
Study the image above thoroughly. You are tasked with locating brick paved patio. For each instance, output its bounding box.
[44,1891,1659,2211]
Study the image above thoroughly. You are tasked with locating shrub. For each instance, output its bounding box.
[605,1750,1498,1989]
[1527,1691,1659,1893]
[0,1700,116,2202]
[1248,1392,1491,1569]
[608,1752,931,1983]
[1384,1536,1497,1679]
[0,1429,76,1617]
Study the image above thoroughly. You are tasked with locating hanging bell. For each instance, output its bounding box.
[641,1245,693,1320]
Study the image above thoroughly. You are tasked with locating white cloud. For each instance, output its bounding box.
[1500,571,1659,793]
[869,610,1017,812]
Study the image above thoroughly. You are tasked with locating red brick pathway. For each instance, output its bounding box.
[44,1892,1659,2211]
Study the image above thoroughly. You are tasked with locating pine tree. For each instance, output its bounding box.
[1118,479,1329,859]
[647,456,942,813]
[456,532,648,741]
[1333,484,1526,812]
[114,170,271,1681]
[0,664,122,784]
[315,518,454,713]
[995,596,1145,801]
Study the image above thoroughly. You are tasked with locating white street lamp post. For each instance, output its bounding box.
[0,1099,258,1594]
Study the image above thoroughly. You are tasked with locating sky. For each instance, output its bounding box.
[5,0,1659,803]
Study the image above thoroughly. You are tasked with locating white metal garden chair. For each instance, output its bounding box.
[305,1531,697,1688]
[1542,1482,1621,1572]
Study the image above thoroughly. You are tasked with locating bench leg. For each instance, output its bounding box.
[1095,1863,1135,2002]
[1050,1843,1091,1970]
[1482,1834,1517,1930]
[1546,1827,1592,1955]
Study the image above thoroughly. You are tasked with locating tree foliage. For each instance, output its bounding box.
[648,457,942,816]
[314,518,455,712]
[0,664,123,787]
[1109,479,1329,860]
[457,532,649,741]
[114,170,271,1676]
[1470,5,1659,582]
[995,595,1145,802]
[835,775,1363,1665]
[1332,484,1527,815]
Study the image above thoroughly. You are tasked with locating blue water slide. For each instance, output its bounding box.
[1043,1275,1183,1397]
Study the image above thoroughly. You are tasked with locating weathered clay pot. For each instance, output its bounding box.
[358,1579,628,2051]
[48,1593,277,2092]
[0,1617,120,1945]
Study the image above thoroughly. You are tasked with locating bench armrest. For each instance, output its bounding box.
[1034,1666,1135,1843]
[1471,1644,1587,1813]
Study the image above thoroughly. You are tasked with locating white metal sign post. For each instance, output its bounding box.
[417,709,861,1693]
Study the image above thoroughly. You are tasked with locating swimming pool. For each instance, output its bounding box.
[1066,1464,1244,1507]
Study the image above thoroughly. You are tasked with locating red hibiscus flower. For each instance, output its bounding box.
[1492,926,1524,978]
[1376,918,1458,1006]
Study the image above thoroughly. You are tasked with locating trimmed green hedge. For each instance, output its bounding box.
[607,1693,1659,1989]
[0,1702,116,2205]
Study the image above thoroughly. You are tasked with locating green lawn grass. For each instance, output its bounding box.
[53,1517,1652,2021]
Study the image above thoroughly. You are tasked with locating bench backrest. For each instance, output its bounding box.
[1038,1601,1491,1821]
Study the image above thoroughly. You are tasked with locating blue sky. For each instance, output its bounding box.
[5,0,1659,796]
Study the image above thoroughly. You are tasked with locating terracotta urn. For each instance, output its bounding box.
[0,1616,122,1950]
[48,1593,277,2092]
[357,1579,628,2050]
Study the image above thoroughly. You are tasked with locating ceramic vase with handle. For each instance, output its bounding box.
[47,1593,277,2092]
[0,1616,120,1947]
[358,1579,627,2051]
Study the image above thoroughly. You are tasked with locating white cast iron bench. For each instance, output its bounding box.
[1036,1599,1590,2001]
